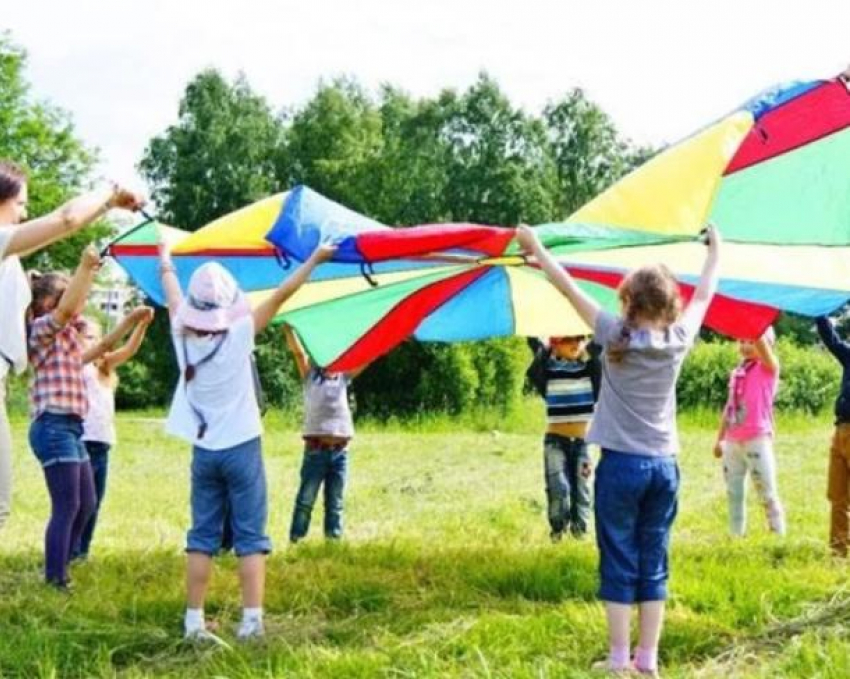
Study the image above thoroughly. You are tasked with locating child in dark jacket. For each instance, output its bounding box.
[527,335,600,540]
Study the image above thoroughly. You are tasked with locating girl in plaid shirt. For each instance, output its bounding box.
[27,246,149,589]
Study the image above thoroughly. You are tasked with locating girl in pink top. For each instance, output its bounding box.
[714,327,785,536]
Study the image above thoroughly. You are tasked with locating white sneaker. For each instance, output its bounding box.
[184,627,232,649]
[236,618,265,641]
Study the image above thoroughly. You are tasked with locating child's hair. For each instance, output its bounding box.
[608,265,682,363]
[0,160,27,202]
[28,271,70,321]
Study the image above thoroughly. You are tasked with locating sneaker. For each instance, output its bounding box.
[236,618,265,641]
[184,627,231,649]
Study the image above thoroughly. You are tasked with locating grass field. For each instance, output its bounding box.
[0,405,848,678]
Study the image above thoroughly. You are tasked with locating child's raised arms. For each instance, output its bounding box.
[53,245,101,327]
[252,244,337,335]
[283,323,310,381]
[157,240,183,320]
[82,306,154,369]
[678,224,722,334]
[514,225,601,330]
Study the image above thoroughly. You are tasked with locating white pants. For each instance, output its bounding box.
[0,376,12,530]
[722,436,785,536]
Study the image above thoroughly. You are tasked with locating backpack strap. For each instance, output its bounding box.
[182,332,227,440]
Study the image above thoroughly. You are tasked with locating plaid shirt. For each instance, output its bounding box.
[28,313,88,419]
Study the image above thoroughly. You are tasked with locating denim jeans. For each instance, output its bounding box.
[290,447,348,541]
[543,434,592,536]
[594,449,679,604]
[73,441,111,557]
[29,412,88,468]
[187,437,271,556]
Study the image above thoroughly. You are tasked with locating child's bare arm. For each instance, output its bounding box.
[100,308,154,369]
[754,335,779,373]
[82,310,137,364]
[680,224,721,333]
[158,241,183,319]
[283,324,310,380]
[54,245,100,326]
[515,225,600,329]
[253,245,336,334]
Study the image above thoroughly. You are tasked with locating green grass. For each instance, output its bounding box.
[0,403,848,678]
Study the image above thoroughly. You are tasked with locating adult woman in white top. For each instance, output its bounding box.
[0,159,144,530]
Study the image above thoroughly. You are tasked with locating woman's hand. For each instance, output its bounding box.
[107,186,146,212]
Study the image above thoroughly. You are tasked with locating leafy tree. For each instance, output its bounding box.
[439,74,559,226]
[544,88,651,215]
[0,33,101,270]
[277,77,384,215]
[140,69,284,230]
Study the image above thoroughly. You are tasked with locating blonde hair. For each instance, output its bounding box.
[607,265,682,363]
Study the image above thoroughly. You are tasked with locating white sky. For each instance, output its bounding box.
[4,0,849,190]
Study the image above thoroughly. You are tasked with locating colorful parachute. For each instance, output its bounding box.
[109,70,850,370]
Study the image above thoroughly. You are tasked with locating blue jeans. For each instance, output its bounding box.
[594,450,679,604]
[73,441,110,557]
[290,447,348,541]
[29,412,88,468]
[187,437,271,556]
[544,434,592,536]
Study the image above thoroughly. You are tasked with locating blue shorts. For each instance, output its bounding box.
[594,449,679,604]
[187,436,271,557]
[29,412,88,468]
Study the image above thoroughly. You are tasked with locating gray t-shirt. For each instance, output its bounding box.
[586,310,699,456]
[303,368,354,438]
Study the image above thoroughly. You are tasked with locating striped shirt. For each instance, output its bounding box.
[544,357,597,425]
[28,313,88,419]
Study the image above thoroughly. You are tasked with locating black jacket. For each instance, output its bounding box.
[817,317,850,424]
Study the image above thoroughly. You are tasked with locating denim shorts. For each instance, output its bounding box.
[29,412,88,468]
[187,436,271,557]
[594,449,679,604]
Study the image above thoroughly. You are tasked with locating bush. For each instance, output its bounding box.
[678,338,841,414]
[354,337,528,419]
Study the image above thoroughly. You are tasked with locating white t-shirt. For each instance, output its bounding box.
[0,227,32,379]
[82,364,117,445]
[165,315,262,450]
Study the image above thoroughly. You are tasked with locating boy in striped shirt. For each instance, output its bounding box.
[527,335,601,540]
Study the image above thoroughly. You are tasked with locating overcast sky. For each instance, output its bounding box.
[5,0,849,190]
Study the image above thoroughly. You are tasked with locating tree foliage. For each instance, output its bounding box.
[132,69,651,416]
[0,33,101,270]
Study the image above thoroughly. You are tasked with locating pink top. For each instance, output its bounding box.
[723,360,779,441]
[82,363,116,445]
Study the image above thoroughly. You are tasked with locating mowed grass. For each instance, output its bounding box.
[0,405,848,678]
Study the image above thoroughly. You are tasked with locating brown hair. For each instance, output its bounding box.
[607,265,682,363]
[0,160,27,202]
[28,271,70,321]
